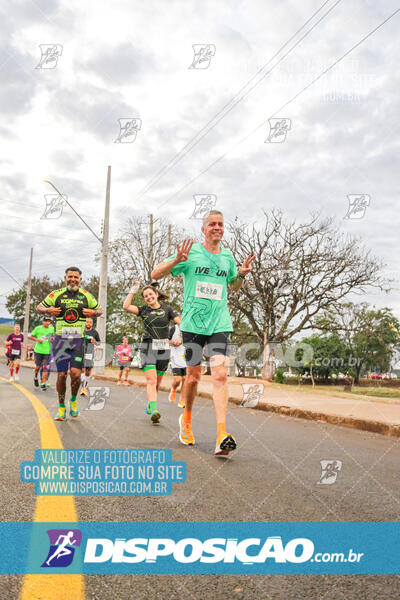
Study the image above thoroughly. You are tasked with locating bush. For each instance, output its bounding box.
[274,368,285,384]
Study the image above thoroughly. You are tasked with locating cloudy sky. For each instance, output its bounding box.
[0,0,399,319]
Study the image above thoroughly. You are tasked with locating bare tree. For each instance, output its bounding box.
[108,215,187,304]
[226,210,388,378]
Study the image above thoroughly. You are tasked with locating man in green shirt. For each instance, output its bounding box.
[29,317,54,390]
[37,266,102,421]
[151,210,254,456]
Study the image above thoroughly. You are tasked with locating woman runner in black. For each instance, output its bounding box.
[123,280,181,424]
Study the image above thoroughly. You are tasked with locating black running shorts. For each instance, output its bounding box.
[181,331,231,367]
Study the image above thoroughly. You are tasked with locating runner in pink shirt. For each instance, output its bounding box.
[114,337,133,386]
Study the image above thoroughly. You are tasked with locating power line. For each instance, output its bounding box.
[158,7,400,207]
[0,264,22,288]
[134,0,341,202]
[43,179,102,243]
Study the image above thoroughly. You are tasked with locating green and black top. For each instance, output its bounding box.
[137,304,178,341]
[40,287,101,337]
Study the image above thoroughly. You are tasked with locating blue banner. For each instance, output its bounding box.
[0,522,399,574]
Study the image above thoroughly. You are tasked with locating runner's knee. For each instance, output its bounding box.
[211,367,227,386]
[187,369,201,385]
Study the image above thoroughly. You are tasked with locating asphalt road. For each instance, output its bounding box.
[1,362,400,599]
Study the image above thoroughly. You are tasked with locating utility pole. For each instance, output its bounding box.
[167,223,171,294]
[97,166,111,373]
[149,214,154,281]
[262,332,274,380]
[23,248,33,360]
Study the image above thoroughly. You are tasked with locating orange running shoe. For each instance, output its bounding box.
[123,380,129,386]
[117,380,122,386]
[179,414,195,445]
[214,431,236,456]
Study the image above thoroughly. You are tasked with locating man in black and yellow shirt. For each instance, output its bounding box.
[37,266,102,421]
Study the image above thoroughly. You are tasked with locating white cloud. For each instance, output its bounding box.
[0,0,399,319]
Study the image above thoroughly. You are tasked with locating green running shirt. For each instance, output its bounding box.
[31,325,54,354]
[169,243,237,335]
[40,288,100,337]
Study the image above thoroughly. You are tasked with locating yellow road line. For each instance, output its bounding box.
[0,378,85,600]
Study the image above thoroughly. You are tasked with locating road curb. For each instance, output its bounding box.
[92,373,400,439]
[16,364,400,439]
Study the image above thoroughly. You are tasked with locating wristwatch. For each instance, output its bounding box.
[238,273,246,280]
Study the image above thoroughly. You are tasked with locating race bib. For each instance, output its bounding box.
[152,339,169,351]
[61,327,81,339]
[11,349,20,355]
[195,281,222,300]
[84,353,93,360]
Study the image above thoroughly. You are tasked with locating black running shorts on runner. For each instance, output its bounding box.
[52,335,84,372]
[9,353,21,362]
[172,367,187,377]
[140,340,170,373]
[83,349,95,369]
[34,352,51,367]
[182,331,231,367]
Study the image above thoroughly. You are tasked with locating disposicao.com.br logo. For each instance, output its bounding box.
[81,536,362,565]
[41,529,82,567]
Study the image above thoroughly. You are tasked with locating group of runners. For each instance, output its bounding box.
[5,312,100,395]
[7,210,254,456]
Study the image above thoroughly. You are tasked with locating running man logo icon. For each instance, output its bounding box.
[85,386,110,411]
[240,384,264,408]
[41,529,82,568]
[189,44,216,69]
[114,118,142,143]
[317,460,342,485]
[35,44,63,69]
[265,118,292,143]
[343,194,370,219]
[41,194,67,220]
[190,195,217,219]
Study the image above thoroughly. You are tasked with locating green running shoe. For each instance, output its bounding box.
[150,410,161,424]
[54,406,66,421]
[70,399,80,418]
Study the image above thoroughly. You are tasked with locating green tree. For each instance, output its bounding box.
[5,275,62,329]
[300,333,347,382]
[315,303,400,383]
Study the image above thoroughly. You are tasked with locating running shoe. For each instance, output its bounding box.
[123,380,129,386]
[117,380,122,386]
[80,387,88,396]
[179,414,194,445]
[54,406,66,421]
[178,398,185,408]
[34,377,39,388]
[41,384,47,391]
[169,389,176,403]
[150,410,161,424]
[214,432,237,456]
[69,400,80,418]
[46,382,50,388]
[9,376,14,382]
[14,374,20,382]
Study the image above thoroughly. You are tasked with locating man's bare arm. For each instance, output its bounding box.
[151,239,194,280]
[151,257,180,280]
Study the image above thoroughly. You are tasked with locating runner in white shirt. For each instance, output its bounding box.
[168,323,186,408]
